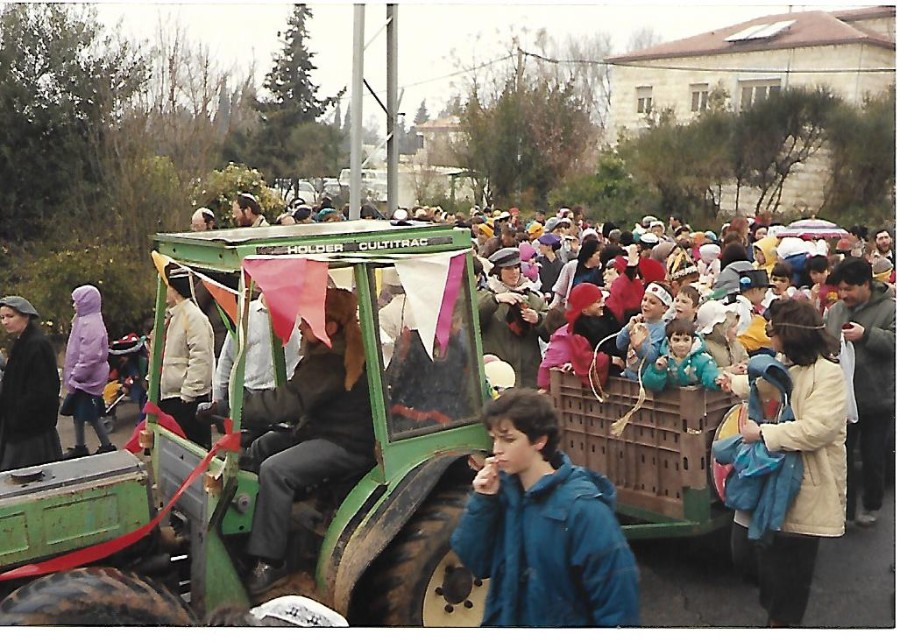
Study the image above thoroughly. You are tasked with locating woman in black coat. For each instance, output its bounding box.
[0,296,62,471]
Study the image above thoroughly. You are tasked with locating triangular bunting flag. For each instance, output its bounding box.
[394,251,467,360]
[201,279,239,326]
[242,257,330,346]
[151,251,172,284]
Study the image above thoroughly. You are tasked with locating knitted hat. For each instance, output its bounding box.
[650,240,675,263]
[526,221,544,240]
[164,263,193,300]
[544,217,562,233]
[873,257,893,282]
[518,241,537,262]
[565,283,603,328]
[324,288,365,391]
[476,223,494,238]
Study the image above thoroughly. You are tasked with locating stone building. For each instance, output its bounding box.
[605,5,895,215]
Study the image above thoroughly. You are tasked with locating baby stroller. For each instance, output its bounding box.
[100,333,149,434]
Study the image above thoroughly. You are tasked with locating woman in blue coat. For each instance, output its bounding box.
[451,388,640,627]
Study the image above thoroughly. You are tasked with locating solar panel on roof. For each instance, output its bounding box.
[750,19,796,39]
[725,24,768,42]
[724,19,795,42]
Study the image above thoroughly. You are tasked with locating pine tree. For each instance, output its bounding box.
[242,4,345,185]
[260,4,335,124]
[414,99,430,125]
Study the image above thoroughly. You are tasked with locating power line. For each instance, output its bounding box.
[365,52,517,98]
[518,47,896,74]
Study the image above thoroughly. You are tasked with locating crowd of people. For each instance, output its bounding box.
[456,204,894,627]
[0,190,894,627]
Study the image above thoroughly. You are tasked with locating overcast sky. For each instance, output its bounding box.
[94,1,866,123]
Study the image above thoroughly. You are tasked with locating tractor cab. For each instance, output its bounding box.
[145,220,492,622]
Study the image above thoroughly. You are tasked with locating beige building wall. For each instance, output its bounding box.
[608,43,895,215]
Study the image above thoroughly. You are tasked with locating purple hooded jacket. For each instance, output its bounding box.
[63,285,110,396]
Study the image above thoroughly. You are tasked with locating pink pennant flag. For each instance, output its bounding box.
[435,253,466,352]
[241,257,330,347]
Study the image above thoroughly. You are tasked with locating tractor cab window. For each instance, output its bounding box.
[372,263,482,440]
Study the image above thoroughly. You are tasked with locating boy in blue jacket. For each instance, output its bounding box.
[615,281,672,380]
[450,389,640,627]
[642,318,722,392]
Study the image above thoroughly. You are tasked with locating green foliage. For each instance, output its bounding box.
[5,242,156,340]
[0,3,147,244]
[618,107,731,221]
[548,150,656,225]
[414,99,430,126]
[261,4,335,124]
[231,3,345,186]
[730,87,838,214]
[191,163,284,226]
[459,79,596,207]
[821,88,895,226]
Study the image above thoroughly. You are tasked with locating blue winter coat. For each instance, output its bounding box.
[711,355,803,545]
[641,336,721,392]
[450,452,640,627]
[616,318,666,381]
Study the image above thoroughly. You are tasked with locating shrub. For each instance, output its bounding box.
[190,163,284,227]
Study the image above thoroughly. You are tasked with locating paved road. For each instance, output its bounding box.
[56,401,895,628]
[632,484,895,628]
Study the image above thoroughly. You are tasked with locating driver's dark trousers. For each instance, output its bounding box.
[246,430,371,562]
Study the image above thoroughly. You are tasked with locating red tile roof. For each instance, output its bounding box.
[607,6,895,63]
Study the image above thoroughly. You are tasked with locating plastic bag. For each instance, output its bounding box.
[839,334,858,423]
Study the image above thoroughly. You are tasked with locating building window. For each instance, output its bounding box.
[690,84,709,112]
[636,86,653,114]
[738,79,782,110]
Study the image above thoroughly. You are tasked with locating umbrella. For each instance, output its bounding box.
[775,217,848,240]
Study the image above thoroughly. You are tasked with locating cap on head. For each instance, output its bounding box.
[639,232,660,247]
[488,247,521,274]
[0,295,39,318]
[738,269,772,290]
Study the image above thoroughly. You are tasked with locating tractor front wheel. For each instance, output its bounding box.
[363,485,490,626]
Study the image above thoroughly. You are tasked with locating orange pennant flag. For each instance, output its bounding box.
[201,279,238,325]
[241,257,330,346]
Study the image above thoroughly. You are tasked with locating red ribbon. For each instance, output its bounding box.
[0,431,241,582]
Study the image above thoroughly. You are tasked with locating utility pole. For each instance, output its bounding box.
[350,4,365,220]
[386,5,399,215]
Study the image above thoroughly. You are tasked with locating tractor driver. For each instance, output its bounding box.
[237,288,375,596]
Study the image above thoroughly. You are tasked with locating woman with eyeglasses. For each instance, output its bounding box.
[721,298,846,627]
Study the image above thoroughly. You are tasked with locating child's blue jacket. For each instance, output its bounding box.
[450,452,640,627]
[641,336,721,392]
[616,318,666,380]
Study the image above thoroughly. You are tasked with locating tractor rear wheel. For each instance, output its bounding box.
[363,485,490,626]
[0,567,197,626]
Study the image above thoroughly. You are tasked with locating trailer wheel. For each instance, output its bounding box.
[0,567,197,626]
[362,485,489,626]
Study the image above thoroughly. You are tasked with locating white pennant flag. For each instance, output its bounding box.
[394,251,468,361]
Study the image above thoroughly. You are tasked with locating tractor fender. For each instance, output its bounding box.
[329,451,472,614]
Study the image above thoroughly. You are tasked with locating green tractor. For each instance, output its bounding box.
[0,221,493,625]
